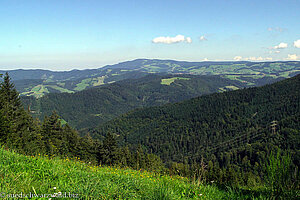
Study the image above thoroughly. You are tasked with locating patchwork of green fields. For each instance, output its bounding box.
[12,60,300,98]
[21,85,50,98]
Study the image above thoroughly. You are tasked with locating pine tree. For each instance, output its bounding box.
[0,73,26,148]
[0,106,10,143]
[98,132,118,165]
[41,111,63,155]
[1,73,22,114]
[0,83,8,143]
[61,124,81,156]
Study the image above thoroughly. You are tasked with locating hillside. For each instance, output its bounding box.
[93,75,300,185]
[2,59,299,97]
[0,147,261,200]
[15,71,148,98]
[1,68,299,199]
[21,74,246,131]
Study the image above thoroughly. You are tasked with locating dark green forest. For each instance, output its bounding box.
[93,74,300,188]
[0,73,165,171]
[1,72,299,198]
[21,74,245,132]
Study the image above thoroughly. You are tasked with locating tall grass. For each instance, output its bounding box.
[1,147,296,199]
[264,150,299,199]
[0,147,227,199]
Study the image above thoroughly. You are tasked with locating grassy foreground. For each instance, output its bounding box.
[1,147,268,200]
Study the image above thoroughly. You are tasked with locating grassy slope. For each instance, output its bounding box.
[161,77,191,85]
[0,147,266,199]
[12,60,300,98]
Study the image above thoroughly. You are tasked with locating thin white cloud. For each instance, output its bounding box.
[268,27,285,32]
[249,57,272,61]
[286,54,299,60]
[269,50,280,54]
[294,39,300,48]
[202,58,209,61]
[247,57,263,61]
[234,56,242,61]
[274,42,288,49]
[152,35,192,44]
[199,35,207,41]
[233,56,272,61]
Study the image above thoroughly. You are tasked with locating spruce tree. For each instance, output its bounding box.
[98,132,118,165]
[0,73,23,147]
[0,73,43,153]
[41,111,63,155]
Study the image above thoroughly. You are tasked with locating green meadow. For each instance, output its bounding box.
[74,78,92,91]
[0,147,271,200]
[161,77,191,85]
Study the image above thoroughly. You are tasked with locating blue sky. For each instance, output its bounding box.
[0,0,299,70]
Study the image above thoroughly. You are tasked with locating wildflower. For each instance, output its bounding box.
[53,187,56,190]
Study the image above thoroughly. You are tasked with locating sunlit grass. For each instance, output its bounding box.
[47,85,74,93]
[74,78,92,91]
[0,147,271,199]
[161,77,190,85]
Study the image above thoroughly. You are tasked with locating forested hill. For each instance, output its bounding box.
[94,74,300,168]
[21,74,246,131]
[2,59,299,97]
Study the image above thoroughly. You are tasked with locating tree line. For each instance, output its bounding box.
[0,73,165,172]
[93,74,300,189]
[1,72,299,196]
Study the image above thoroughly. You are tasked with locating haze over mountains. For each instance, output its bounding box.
[1,59,299,197]
[21,74,246,131]
[7,59,297,133]
[1,59,299,98]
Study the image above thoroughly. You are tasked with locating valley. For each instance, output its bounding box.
[21,74,246,131]
[2,1,299,198]
[0,61,299,199]
[2,59,299,98]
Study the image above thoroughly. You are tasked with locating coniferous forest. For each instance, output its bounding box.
[0,72,299,199]
[2,1,300,198]
[20,74,248,132]
[0,73,166,169]
[93,74,300,188]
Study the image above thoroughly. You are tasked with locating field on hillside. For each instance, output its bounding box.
[0,147,271,199]
[6,60,299,98]
[161,77,191,85]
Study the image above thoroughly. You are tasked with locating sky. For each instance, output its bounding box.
[0,0,299,70]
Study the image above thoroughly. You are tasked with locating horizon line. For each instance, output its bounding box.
[0,58,299,72]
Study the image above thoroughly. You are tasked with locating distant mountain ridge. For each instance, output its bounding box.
[1,59,299,98]
[21,74,246,131]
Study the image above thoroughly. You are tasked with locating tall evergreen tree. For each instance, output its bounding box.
[41,111,64,155]
[0,73,27,148]
[98,132,118,165]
